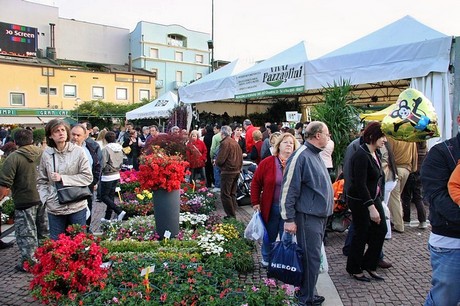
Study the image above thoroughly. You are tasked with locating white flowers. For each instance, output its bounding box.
[197,230,227,256]
[179,212,208,228]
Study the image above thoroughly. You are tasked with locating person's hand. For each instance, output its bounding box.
[51,172,61,182]
[368,205,381,224]
[0,186,10,200]
[93,184,98,191]
[284,221,297,234]
[253,204,260,211]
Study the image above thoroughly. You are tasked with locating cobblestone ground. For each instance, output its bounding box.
[0,199,431,306]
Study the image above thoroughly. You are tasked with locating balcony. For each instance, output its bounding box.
[155,80,164,89]
[174,81,187,90]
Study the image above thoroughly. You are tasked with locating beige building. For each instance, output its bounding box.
[0,58,155,125]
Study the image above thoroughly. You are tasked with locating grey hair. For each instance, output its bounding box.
[243,119,252,126]
[305,121,325,139]
[220,125,233,137]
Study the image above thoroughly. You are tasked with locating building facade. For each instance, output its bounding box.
[130,22,211,98]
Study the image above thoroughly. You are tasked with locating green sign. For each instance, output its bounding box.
[0,108,71,116]
[235,86,304,99]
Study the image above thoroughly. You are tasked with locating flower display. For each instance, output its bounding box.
[180,185,217,214]
[102,215,159,241]
[117,189,154,217]
[119,169,140,193]
[179,212,208,229]
[26,225,108,304]
[197,230,227,256]
[137,146,190,192]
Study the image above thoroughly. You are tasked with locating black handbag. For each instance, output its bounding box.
[53,154,92,205]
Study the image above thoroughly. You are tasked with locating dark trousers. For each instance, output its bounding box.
[401,172,427,223]
[220,173,239,218]
[346,198,387,274]
[190,167,206,185]
[101,179,122,219]
[205,160,214,187]
[85,184,95,229]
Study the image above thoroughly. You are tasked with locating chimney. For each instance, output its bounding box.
[128,53,132,72]
[46,23,56,60]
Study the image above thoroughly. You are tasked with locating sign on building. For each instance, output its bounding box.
[0,21,38,57]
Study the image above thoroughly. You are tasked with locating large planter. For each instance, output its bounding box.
[153,189,180,239]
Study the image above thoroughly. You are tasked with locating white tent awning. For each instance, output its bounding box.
[126,91,178,120]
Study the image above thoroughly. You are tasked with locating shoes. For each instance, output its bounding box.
[365,270,385,281]
[313,295,325,305]
[100,218,111,223]
[350,273,370,282]
[0,241,14,249]
[418,221,428,229]
[212,187,221,192]
[392,228,404,233]
[378,259,393,269]
[15,264,27,273]
[117,211,126,221]
[404,221,411,226]
[261,260,269,268]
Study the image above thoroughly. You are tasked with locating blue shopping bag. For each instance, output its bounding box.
[267,233,303,286]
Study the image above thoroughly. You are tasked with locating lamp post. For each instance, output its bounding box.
[208,0,214,72]
[75,98,81,122]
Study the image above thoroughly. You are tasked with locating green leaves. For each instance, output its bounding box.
[312,79,360,171]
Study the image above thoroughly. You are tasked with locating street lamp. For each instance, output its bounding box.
[75,98,81,122]
[209,0,214,72]
[207,40,214,73]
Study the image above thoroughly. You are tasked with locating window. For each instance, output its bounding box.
[92,86,104,99]
[150,48,159,58]
[139,89,150,101]
[195,54,203,63]
[196,73,202,80]
[10,92,25,106]
[63,85,77,98]
[40,87,57,95]
[175,51,183,62]
[167,34,187,47]
[116,88,128,100]
[176,71,183,82]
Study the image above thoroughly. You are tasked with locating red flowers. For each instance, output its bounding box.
[137,146,189,192]
[27,226,108,304]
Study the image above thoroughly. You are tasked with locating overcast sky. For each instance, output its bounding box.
[30,0,460,63]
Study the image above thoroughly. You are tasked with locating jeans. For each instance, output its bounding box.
[262,204,284,262]
[213,165,221,188]
[101,179,122,219]
[48,208,87,240]
[424,244,460,306]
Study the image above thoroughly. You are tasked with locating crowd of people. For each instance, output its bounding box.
[0,113,458,305]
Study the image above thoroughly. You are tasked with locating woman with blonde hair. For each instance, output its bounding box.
[251,133,299,267]
[185,130,208,185]
[250,129,264,164]
[96,128,108,150]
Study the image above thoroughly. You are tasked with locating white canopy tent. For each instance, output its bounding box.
[126,91,178,120]
[305,16,453,140]
[179,59,254,103]
[233,41,308,99]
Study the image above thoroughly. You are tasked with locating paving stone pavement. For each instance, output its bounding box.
[0,199,430,306]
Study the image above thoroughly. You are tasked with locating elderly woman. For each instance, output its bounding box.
[37,119,93,240]
[186,130,208,184]
[250,129,264,165]
[346,122,387,282]
[250,133,299,267]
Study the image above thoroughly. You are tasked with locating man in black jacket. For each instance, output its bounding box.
[421,115,460,305]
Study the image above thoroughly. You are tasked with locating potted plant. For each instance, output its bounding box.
[1,198,15,224]
[137,146,189,239]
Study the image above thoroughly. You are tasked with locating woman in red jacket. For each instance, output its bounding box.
[186,130,208,185]
[250,132,299,267]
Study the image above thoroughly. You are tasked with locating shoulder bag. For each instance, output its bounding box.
[53,154,92,205]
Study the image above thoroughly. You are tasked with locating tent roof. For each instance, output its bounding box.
[233,41,308,99]
[179,58,253,103]
[305,15,452,90]
[237,40,308,74]
[126,91,178,120]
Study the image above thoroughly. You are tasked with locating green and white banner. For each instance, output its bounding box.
[235,63,304,99]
